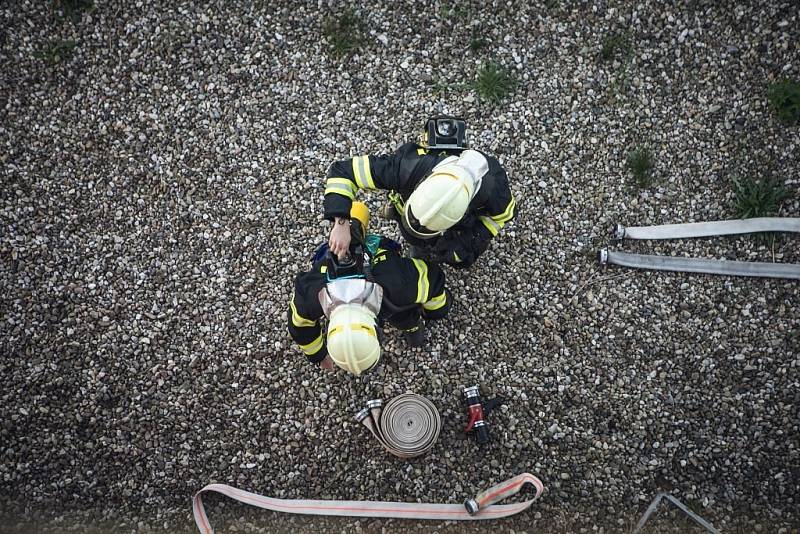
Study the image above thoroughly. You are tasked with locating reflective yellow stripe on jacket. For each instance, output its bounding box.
[299,334,324,355]
[411,259,430,304]
[290,296,316,328]
[480,196,516,236]
[325,177,357,199]
[352,156,376,190]
[479,216,502,237]
[423,291,447,311]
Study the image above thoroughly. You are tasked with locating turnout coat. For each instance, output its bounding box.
[323,143,516,268]
[288,236,451,365]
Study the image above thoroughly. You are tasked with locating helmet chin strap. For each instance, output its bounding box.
[401,205,444,240]
[401,218,436,240]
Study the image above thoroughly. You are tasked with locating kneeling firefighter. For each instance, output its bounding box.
[287,202,452,376]
[324,117,516,269]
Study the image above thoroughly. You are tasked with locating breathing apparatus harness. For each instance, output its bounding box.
[320,222,418,330]
[322,235,379,283]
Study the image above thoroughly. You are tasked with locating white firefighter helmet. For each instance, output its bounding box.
[326,304,381,376]
[402,150,488,239]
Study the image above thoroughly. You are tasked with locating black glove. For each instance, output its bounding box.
[435,231,474,268]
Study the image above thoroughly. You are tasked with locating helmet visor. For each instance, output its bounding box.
[401,205,442,240]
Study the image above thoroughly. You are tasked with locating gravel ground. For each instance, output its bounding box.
[1,1,798,532]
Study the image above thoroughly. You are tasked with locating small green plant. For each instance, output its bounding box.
[428,77,447,97]
[767,79,800,125]
[731,176,790,218]
[452,5,470,19]
[626,146,654,188]
[600,32,632,62]
[468,36,487,52]
[33,40,77,65]
[601,32,635,102]
[440,4,470,19]
[429,77,469,98]
[473,62,515,104]
[323,10,363,58]
[54,0,94,22]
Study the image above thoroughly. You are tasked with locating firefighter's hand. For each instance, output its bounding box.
[329,218,351,260]
[434,237,467,267]
[319,355,335,371]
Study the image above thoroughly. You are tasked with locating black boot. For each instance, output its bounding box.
[403,320,425,347]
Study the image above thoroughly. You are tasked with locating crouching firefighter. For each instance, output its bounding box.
[325,116,516,269]
[287,202,452,376]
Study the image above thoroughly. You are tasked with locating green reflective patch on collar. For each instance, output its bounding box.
[364,234,381,256]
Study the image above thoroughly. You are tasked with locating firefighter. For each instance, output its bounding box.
[288,202,451,375]
[324,118,516,269]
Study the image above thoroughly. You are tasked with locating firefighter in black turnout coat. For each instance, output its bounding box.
[325,118,516,269]
[288,202,451,376]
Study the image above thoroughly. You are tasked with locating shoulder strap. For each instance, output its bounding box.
[397,144,444,193]
[470,171,495,209]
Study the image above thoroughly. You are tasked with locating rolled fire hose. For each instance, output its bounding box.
[613,217,800,240]
[598,249,800,280]
[193,473,545,533]
[354,394,440,458]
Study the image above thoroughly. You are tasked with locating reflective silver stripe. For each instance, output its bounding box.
[599,249,800,280]
[324,184,355,198]
[479,215,501,237]
[492,196,516,224]
[423,291,447,311]
[325,177,357,199]
[411,259,430,303]
[615,217,800,240]
[352,156,375,189]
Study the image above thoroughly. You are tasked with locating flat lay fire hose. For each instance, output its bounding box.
[613,217,800,240]
[601,218,800,280]
[599,249,800,280]
[192,473,544,533]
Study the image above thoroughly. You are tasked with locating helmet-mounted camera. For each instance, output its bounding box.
[420,116,469,151]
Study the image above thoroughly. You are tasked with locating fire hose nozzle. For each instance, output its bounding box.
[613,223,626,240]
[464,498,480,515]
[598,248,609,265]
[463,385,504,445]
